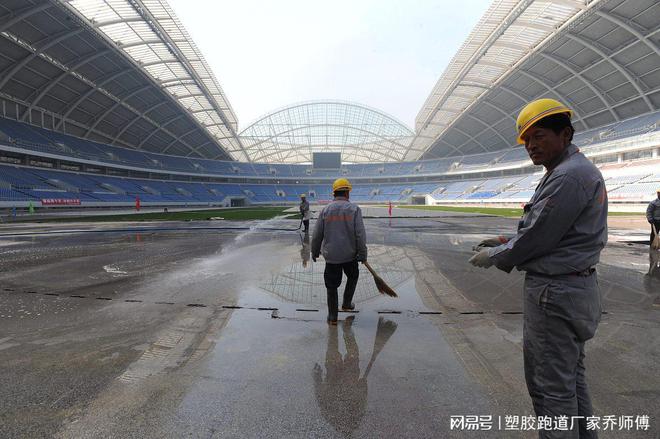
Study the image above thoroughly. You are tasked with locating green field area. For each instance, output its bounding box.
[399,205,523,217]
[398,205,643,218]
[35,207,292,223]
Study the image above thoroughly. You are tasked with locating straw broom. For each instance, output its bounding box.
[362,261,397,297]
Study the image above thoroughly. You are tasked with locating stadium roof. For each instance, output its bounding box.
[0,0,245,160]
[239,101,415,164]
[411,0,660,159]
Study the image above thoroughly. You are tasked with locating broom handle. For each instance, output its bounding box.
[363,320,396,378]
[363,261,377,277]
[364,356,377,378]
[363,338,386,378]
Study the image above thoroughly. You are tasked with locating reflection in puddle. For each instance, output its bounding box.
[313,316,397,436]
[260,244,426,306]
[648,249,660,278]
[646,249,660,300]
[447,234,468,246]
[300,232,311,268]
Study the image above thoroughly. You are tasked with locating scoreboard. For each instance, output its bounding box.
[313,152,341,169]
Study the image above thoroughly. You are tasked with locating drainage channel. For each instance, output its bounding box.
[0,224,304,238]
[1,288,615,316]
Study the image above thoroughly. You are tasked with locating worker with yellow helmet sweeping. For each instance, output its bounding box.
[469,98,608,439]
[299,193,311,233]
[645,189,660,249]
[311,178,367,324]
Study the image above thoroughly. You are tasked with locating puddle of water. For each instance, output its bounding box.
[252,244,434,312]
[126,232,299,302]
[160,306,490,437]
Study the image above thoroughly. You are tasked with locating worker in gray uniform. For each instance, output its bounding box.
[646,189,660,245]
[300,193,311,233]
[469,99,608,439]
[312,178,367,324]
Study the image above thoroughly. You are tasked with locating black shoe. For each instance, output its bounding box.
[327,288,338,324]
[342,273,358,311]
[341,302,355,311]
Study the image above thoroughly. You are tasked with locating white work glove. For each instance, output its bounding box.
[469,248,493,268]
[473,236,508,252]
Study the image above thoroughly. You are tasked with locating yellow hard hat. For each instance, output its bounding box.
[300,193,306,198]
[332,178,352,192]
[516,98,572,144]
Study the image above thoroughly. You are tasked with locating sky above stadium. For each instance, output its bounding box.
[168,0,491,131]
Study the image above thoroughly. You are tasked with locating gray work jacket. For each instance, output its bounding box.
[489,144,608,275]
[311,197,367,264]
[646,198,660,223]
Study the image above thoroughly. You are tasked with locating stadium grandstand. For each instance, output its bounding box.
[0,0,658,211]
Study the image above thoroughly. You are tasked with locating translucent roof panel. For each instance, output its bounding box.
[414,0,660,159]
[64,0,245,160]
[239,101,416,164]
[412,0,593,159]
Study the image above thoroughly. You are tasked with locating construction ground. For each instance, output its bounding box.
[0,206,658,438]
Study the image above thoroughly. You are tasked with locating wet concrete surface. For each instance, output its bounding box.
[0,211,658,438]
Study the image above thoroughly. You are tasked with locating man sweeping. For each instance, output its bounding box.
[300,193,311,233]
[469,99,607,439]
[646,189,660,248]
[312,178,367,324]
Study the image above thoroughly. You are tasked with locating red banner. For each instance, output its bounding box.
[41,198,81,206]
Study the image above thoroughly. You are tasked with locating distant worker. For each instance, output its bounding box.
[312,178,367,324]
[300,193,310,233]
[469,98,607,439]
[646,189,660,246]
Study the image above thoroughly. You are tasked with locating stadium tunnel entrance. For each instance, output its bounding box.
[229,197,246,207]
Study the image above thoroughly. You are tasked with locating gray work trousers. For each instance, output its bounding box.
[523,271,601,439]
